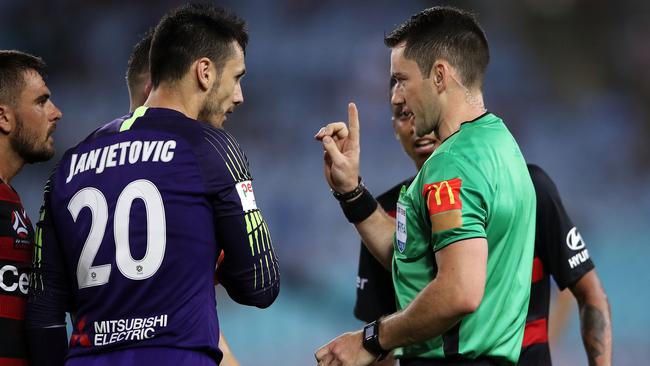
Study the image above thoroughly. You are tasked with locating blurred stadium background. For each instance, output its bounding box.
[2,0,649,364]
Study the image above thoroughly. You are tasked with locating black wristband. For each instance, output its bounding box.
[332,177,363,202]
[340,188,378,223]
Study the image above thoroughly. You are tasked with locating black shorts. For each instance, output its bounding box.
[517,343,552,366]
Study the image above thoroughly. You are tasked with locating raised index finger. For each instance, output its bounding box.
[348,102,360,143]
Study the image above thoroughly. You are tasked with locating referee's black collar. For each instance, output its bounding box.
[460,111,491,128]
[439,111,491,145]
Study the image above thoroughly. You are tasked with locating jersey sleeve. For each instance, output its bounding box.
[198,127,256,217]
[419,153,489,252]
[529,165,594,290]
[26,175,70,365]
[196,127,280,308]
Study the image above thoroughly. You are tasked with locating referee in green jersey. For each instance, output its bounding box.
[315,6,536,366]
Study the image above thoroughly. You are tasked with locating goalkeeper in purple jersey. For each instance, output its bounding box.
[124,27,241,366]
[26,4,280,366]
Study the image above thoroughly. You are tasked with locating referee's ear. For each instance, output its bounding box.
[430,60,448,93]
[0,104,14,134]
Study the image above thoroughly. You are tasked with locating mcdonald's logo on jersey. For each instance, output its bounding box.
[423,178,463,233]
[422,178,463,215]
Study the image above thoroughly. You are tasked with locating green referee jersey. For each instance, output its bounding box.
[392,112,536,364]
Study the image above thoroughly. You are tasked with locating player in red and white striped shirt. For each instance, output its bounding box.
[0,50,62,366]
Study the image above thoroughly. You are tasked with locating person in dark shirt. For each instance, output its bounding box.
[353,80,611,366]
[0,50,62,366]
[518,165,611,366]
[26,4,279,366]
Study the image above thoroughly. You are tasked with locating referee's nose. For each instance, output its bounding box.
[391,85,405,107]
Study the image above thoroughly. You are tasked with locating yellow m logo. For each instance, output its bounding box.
[431,180,455,206]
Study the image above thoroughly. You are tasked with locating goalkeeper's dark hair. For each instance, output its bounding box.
[0,50,47,106]
[385,6,489,89]
[150,3,248,87]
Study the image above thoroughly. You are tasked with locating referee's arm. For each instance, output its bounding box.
[349,204,395,270]
[377,238,487,349]
[316,104,395,269]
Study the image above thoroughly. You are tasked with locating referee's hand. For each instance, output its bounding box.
[315,102,361,194]
[315,330,376,366]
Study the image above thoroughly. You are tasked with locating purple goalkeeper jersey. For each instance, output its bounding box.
[27,107,280,365]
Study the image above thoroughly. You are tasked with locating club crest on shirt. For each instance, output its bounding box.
[11,209,32,248]
[422,178,463,233]
[11,210,28,238]
[396,203,407,253]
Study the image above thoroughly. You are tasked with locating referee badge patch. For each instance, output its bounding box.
[422,178,463,233]
[396,203,407,253]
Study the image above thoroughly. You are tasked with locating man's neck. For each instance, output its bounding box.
[436,92,486,142]
[144,82,199,120]
[0,141,24,184]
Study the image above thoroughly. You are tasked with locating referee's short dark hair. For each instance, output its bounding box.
[150,3,248,88]
[0,50,47,106]
[126,29,153,97]
[385,6,489,89]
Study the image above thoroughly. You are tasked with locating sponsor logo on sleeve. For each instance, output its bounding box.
[566,227,585,251]
[235,180,258,212]
[396,203,407,253]
[566,227,590,269]
[422,178,463,233]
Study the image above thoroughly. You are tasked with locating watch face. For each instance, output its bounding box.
[364,326,373,339]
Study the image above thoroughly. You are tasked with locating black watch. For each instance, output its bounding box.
[362,320,388,360]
